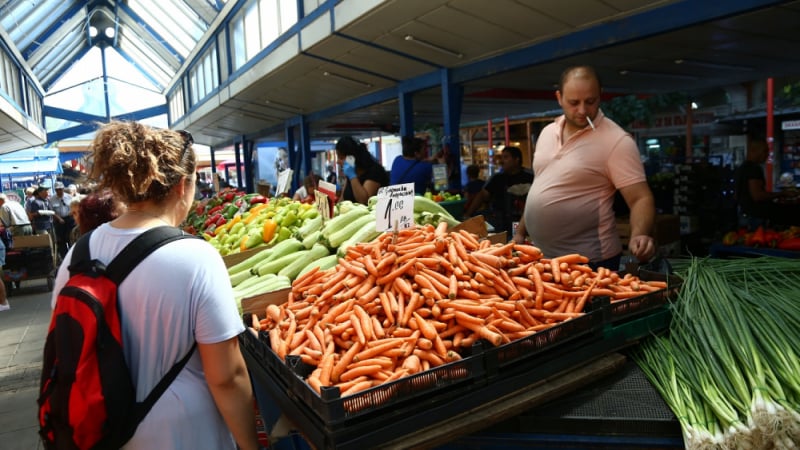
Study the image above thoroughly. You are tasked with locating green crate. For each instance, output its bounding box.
[439,199,466,218]
[602,306,672,343]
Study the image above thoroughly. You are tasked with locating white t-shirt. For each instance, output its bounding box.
[52,223,245,450]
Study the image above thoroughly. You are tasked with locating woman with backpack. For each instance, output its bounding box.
[48,121,260,450]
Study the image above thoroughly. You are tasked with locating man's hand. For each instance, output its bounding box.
[628,235,656,263]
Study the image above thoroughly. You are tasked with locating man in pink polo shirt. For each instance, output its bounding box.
[514,65,656,269]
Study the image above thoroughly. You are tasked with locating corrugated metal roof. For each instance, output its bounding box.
[0,0,225,92]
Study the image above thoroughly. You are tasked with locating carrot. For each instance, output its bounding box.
[400,292,421,327]
[574,279,597,313]
[354,338,404,362]
[394,277,413,297]
[416,337,433,350]
[458,320,503,346]
[401,354,422,374]
[412,311,438,341]
[413,348,446,367]
[396,243,437,263]
[470,251,504,268]
[351,315,367,346]
[341,380,374,397]
[354,305,374,342]
[376,259,414,285]
[442,301,492,317]
[318,353,336,386]
[332,341,363,383]
[414,274,443,300]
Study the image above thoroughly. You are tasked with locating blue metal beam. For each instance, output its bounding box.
[451,0,790,84]
[22,1,87,59]
[43,106,106,124]
[114,46,165,91]
[305,86,397,123]
[47,124,98,143]
[42,44,91,92]
[116,1,184,66]
[113,104,168,122]
[398,92,413,137]
[441,69,463,191]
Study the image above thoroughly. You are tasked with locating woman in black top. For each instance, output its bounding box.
[336,136,388,204]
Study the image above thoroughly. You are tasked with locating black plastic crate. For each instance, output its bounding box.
[483,309,604,373]
[597,270,682,324]
[242,327,486,427]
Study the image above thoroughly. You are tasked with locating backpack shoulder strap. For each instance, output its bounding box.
[136,341,196,422]
[68,231,96,277]
[105,226,194,285]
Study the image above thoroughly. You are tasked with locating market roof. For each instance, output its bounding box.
[0,0,225,92]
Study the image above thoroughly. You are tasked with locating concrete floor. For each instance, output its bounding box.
[0,278,52,450]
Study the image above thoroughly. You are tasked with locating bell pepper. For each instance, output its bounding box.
[204,213,222,228]
[746,226,766,247]
[722,231,738,246]
[777,237,800,251]
[215,215,228,227]
[249,195,268,205]
[262,219,278,243]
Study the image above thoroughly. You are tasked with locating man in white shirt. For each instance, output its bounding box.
[0,193,33,236]
[50,182,74,258]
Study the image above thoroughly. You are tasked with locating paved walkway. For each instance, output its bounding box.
[0,278,52,450]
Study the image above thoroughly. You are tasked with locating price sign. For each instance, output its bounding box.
[432,163,448,191]
[376,183,415,232]
[276,169,294,195]
[315,180,337,220]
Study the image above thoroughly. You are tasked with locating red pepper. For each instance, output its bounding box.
[223,191,236,202]
[722,231,738,246]
[249,195,268,205]
[746,226,766,247]
[206,205,224,216]
[204,213,222,228]
[777,237,800,251]
[215,215,228,226]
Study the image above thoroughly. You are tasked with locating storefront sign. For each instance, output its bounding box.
[432,164,448,190]
[376,183,414,231]
[781,120,800,130]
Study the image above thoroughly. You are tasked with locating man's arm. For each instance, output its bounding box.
[463,188,489,218]
[619,181,656,262]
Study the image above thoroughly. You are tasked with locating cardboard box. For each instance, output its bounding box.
[487,232,507,245]
[223,246,267,268]
[241,287,291,317]
[450,215,488,237]
[12,234,51,249]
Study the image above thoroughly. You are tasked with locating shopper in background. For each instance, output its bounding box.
[336,135,389,205]
[74,189,127,237]
[29,187,55,237]
[24,186,36,221]
[734,136,791,229]
[514,65,655,270]
[51,121,259,450]
[0,239,7,312]
[325,164,338,187]
[463,146,533,238]
[462,164,486,217]
[0,193,33,236]
[51,182,74,259]
[390,136,433,195]
[293,173,322,203]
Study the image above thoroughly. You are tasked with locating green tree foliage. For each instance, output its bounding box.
[603,92,689,129]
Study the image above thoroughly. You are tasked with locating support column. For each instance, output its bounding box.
[299,118,312,190]
[399,92,414,137]
[243,138,255,193]
[233,140,243,188]
[766,77,775,191]
[441,69,463,191]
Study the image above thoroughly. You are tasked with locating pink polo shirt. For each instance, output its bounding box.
[523,110,645,262]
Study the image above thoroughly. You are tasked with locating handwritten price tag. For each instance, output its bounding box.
[376,183,415,232]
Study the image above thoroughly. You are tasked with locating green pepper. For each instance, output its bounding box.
[278,226,292,241]
[281,210,298,228]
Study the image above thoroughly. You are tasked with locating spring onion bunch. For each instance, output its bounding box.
[634,257,800,449]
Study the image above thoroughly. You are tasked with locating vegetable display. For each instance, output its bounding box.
[721,225,800,250]
[635,257,800,449]
[254,223,666,398]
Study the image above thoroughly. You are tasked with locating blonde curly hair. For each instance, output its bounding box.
[87,121,196,204]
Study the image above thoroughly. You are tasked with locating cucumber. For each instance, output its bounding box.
[296,254,339,278]
[328,214,374,249]
[413,195,455,220]
[295,214,323,239]
[251,238,304,274]
[337,219,380,258]
[302,229,321,250]
[256,250,308,276]
[230,268,254,287]
[278,244,331,280]
[321,205,370,239]
[233,273,276,296]
[235,275,291,303]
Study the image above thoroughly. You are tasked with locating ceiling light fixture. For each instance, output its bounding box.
[89,26,98,38]
[323,71,373,88]
[264,99,302,113]
[404,35,463,59]
[104,26,116,38]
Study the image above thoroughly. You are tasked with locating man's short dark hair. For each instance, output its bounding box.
[502,146,522,163]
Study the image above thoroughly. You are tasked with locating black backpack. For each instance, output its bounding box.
[38,226,196,450]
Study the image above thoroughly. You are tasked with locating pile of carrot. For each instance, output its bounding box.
[254,222,667,400]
